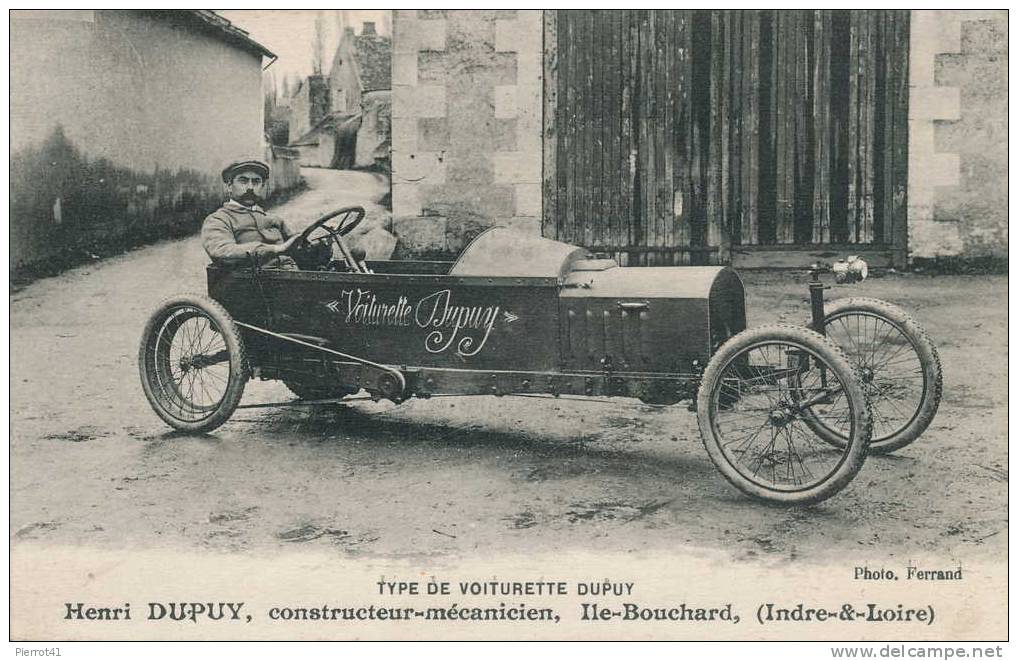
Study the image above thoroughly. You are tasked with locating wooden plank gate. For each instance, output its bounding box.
[543,10,910,267]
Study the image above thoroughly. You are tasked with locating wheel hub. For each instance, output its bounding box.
[178,354,210,372]
[769,407,794,427]
[859,366,875,383]
[178,350,229,372]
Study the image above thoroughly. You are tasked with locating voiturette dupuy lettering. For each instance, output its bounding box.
[139,206,943,505]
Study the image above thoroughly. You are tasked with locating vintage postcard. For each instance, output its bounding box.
[9,9,1008,645]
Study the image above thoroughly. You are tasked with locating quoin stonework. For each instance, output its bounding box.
[907,10,1007,259]
[391,10,544,257]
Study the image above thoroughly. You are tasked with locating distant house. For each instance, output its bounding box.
[289,22,392,170]
[287,74,330,147]
[9,10,276,270]
[328,22,392,117]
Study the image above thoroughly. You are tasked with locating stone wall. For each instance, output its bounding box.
[908,10,1008,260]
[390,10,543,258]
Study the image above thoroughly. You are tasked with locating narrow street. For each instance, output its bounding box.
[10,171,1007,564]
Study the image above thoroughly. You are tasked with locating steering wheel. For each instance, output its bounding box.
[288,206,366,272]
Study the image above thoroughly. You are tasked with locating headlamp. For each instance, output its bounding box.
[832,256,868,284]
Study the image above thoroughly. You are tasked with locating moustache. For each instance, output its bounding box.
[238,191,263,205]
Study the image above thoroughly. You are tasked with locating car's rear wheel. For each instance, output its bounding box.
[807,298,942,454]
[139,294,247,432]
[697,325,872,505]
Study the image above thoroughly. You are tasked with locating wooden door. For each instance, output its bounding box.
[543,10,910,267]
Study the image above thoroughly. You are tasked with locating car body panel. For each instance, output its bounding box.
[207,228,747,390]
[559,266,745,373]
[211,269,563,371]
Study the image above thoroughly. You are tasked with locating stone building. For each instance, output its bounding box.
[329,22,392,116]
[290,22,393,170]
[389,10,1007,266]
[10,10,276,271]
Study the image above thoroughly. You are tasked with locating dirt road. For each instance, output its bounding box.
[10,174,1007,564]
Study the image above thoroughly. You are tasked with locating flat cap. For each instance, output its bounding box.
[221,158,270,183]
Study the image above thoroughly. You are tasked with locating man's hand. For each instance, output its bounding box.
[269,235,302,254]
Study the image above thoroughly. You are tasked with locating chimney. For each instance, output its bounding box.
[361,21,376,36]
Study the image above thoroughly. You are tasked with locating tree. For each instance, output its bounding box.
[264,69,277,106]
[311,11,325,75]
[335,10,347,38]
[263,70,277,131]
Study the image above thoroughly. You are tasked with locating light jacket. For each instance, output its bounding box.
[201,200,297,269]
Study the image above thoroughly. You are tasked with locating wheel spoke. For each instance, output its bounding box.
[869,333,912,369]
[709,337,859,495]
[815,309,936,447]
[141,305,237,424]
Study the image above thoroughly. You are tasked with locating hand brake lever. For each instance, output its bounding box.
[349,246,372,274]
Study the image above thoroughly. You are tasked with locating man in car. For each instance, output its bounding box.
[201,158,304,269]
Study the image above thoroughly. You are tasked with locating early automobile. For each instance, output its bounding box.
[139,207,942,505]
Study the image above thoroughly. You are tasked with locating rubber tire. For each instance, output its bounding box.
[697,324,872,506]
[809,297,942,454]
[139,294,248,433]
[281,378,357,401]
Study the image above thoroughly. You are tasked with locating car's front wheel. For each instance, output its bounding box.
[697,325,872,505]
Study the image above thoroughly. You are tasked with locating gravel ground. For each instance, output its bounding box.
[10,169,1007,566]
